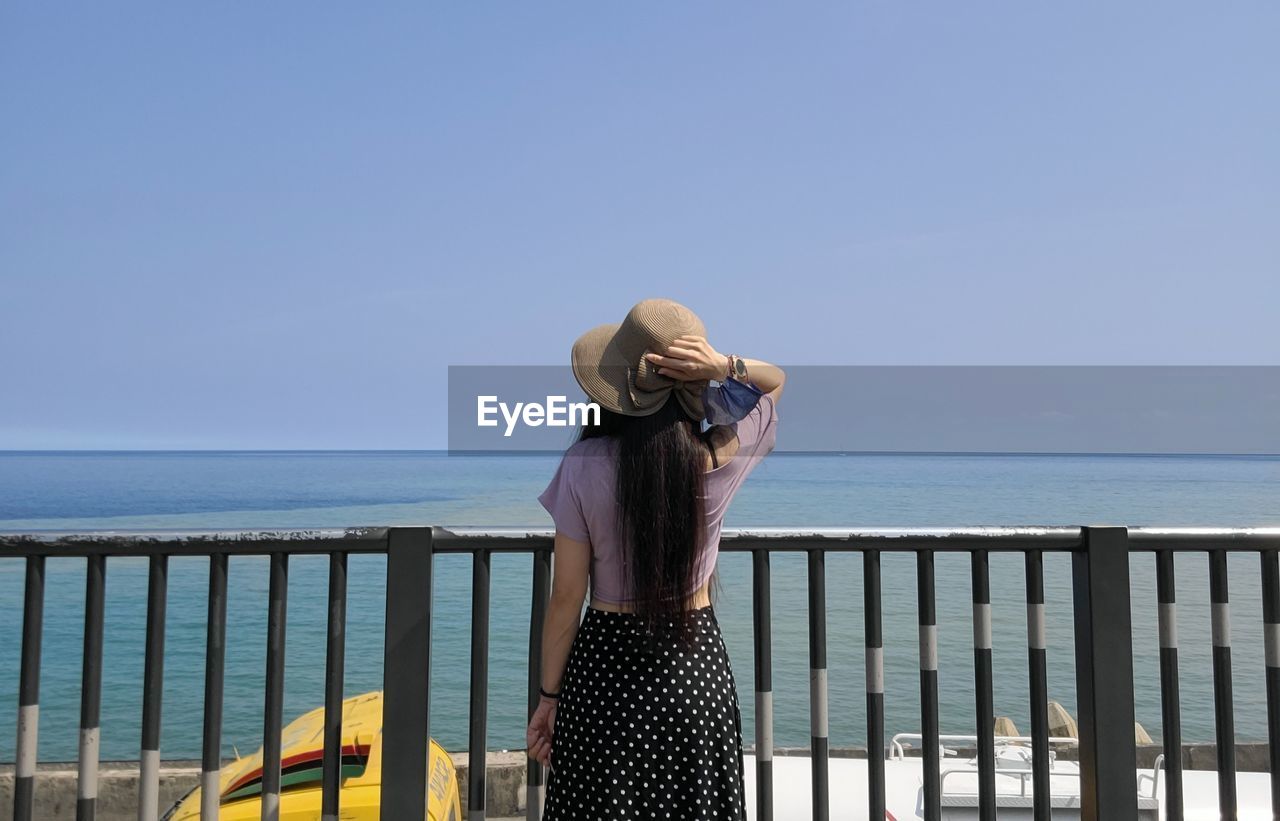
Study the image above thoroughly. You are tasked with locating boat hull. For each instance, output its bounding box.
[163,691,461,821]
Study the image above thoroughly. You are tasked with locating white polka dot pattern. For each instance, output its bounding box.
[543,605,747,820]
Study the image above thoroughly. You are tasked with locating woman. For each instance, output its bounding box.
[526,298,784,820]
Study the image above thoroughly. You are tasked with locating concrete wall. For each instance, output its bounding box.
[776,742,1274,771]
[1,745,1271,821]
[0,752,530,821]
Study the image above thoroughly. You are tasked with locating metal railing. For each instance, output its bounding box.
[4,525,1280,821]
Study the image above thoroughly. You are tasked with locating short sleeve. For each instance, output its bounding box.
[538,455,591,543]
[731,393,778,458]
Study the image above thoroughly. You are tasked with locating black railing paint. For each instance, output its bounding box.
[261,552,289,821]
[469,549,492,821]
[1072,527,1138,821]
[76,554,106,821]
[321,551,348,821]
[970,549,996,821]
[380,527,434,821]
[1025,549,1050,821]
[751,548,773,821]
[200,554,227,821]
[1210,549,1238,818]
[1156,549,1184,821]
[139,555,168,821]
[14,556,45,821]
[916,549,940,821]
[6,525,1280,821]
[806,548,828,821]
[863,549,885,821]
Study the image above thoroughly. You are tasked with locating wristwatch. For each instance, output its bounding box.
[725,354,748,381]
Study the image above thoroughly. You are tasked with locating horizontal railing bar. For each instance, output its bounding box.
[1130,528,1280,550]
[439,526,1087,552]
[5,526,1280,557]
[427,529,556,552]
[0,528,392,556]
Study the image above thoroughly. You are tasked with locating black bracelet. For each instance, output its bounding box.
[539,686,561,700]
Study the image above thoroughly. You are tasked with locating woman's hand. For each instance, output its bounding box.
[645,335,729,382]
[526,697,557,767]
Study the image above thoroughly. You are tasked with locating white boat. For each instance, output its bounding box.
[741,732,1273,820]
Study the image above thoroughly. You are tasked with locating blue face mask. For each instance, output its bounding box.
[702,376,765,426]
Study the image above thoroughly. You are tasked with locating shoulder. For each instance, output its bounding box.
[563,437,617,459]
[556,437,618,480]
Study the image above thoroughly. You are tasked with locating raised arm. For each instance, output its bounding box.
[737,358,785,401]
[645,336,786,402]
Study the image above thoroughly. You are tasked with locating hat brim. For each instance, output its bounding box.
[572,323,627,414]
[571,322,656,416]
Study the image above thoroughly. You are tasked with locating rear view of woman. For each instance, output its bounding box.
[527,298,784,820]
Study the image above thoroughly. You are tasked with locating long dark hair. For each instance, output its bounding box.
[579,394,709,647]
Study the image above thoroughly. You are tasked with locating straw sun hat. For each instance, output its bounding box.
[571,298,708,420]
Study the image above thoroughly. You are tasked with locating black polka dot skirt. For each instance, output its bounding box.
[543,605,747,820]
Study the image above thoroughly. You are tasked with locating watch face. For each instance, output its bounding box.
[732,357,748,378]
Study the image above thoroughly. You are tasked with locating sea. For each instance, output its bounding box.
[0,450,1277,764]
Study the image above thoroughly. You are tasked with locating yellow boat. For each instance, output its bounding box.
[163,691,461,820]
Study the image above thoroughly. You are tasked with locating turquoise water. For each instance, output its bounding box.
[0,451,1277,763]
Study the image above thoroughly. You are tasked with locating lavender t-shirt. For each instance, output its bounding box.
[537,393,778,604]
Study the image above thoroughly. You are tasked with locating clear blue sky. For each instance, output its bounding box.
[2,3,1276,449]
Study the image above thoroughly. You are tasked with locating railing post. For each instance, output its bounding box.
[752,548,773,821]
[526,548,552,821]
[917,550,940,821]
[139,555,168,821]
[77,554,106,821]
[14,555,46,821]
[321,551,348,821]
[1025,550,1050,821]
[806,548,829,821]
[864,550,885,821]
[468,549,492,821]
[1156,550,1184,821]
[200,555,228,821]
[1072,526,1137,821]
[381,527,435,821]
[1209,549,1237,818]
[970,550,996,821]
[261,552,289,821]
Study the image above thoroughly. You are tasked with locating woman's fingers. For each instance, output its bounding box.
[647,344,718,381]
[649,354,699,370]
[648,345,704,363]
[645,352,687,368]
[528,731,550,763]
